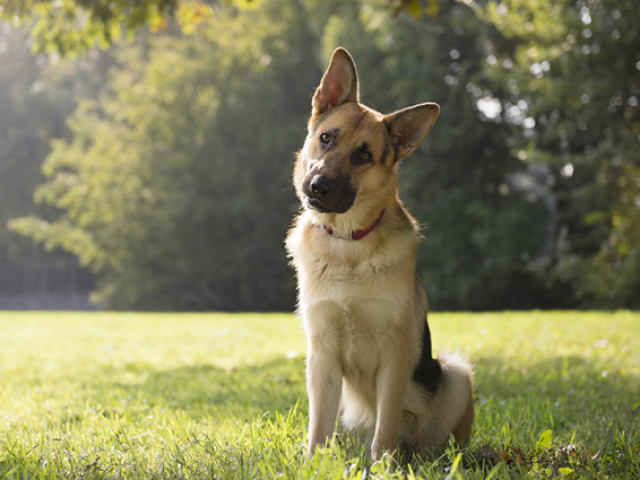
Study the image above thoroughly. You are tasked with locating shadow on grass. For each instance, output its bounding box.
[92,352,639,440]
[473,355,640,444]
[95,357,308,422]
[33,353,638,478]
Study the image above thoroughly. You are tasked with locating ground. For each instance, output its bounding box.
[0,311,638,479]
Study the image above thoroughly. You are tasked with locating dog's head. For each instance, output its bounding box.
[294,48,440,219]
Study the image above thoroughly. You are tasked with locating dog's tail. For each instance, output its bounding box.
[421,352,474,446]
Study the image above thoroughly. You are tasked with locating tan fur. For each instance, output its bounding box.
[286,48,474,460]
[452,376,475,442]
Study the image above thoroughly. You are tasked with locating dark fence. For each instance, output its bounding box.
[0,257,98,310]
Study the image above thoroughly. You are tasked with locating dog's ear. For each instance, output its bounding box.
[385,103,440,159]
[312,48,359,115]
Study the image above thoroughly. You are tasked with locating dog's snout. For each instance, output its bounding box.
[310,175,331,200]
[303,172,356,213]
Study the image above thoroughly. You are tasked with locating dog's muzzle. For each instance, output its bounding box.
[303,174,356,214]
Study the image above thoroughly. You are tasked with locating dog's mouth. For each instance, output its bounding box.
[304,197,329,213]
[304,196,351,214]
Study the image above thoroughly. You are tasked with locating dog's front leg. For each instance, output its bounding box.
[306,333,342,455]
[371,331,412,460]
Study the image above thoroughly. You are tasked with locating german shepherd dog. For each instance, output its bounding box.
[286,48,474,460]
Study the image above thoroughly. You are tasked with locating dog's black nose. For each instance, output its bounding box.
[310,175,331,199]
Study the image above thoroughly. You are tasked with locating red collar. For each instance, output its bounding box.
[323,210,385,241]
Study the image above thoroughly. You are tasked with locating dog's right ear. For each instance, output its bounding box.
[312,48,359,115]
[385,103,440,160]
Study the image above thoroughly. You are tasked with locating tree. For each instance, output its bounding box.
[9,0,559,311]
[2,0,425,55]
[11,0,318,310]
[0,0,225,55]
[9,0,638,310]
[0,24,104,296]
[0,25,58,263]
[482,0,640,308]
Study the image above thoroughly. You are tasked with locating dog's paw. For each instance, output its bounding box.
[371,437,398,461]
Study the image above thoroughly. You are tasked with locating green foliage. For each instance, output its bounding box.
[483,0,640,308]
[1,0,229,55]
[0,24,109,289]
[316,1,553,310]
[1,311,639,478]
[0,25,53,262]
[3,0,640,310]
[11,2,319,310]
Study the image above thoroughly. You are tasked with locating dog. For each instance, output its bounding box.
[285,47,474,460]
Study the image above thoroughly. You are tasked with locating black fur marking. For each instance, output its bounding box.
[412,319,442,394]
[351,142,374,166]
[382,118,399,164]
[380,136,391,165]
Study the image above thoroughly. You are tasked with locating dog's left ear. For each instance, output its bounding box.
[312,48,359,115]
[385,103,440,159]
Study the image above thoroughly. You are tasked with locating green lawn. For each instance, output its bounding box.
[0,311,638,479]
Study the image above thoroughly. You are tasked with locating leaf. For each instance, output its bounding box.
[584,210,608,225]
[445,453,463,479]
[426,0,440,18]
[536,429,553,452]
[407,0,423,18]
[559,467,574,475]
[498,445,526,465]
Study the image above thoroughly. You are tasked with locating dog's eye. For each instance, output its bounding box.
[320,132,332,144]
[356,150,373,165]
[351,145,374,166]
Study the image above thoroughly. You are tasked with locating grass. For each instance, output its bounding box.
[0,311,639,479]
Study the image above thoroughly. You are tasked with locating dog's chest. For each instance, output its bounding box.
[339,297,399,376]
[289,219,421,387]
[294,233,412,300]
[300,247,414,367]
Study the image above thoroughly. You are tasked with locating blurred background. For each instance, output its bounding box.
[0,0,638,312]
